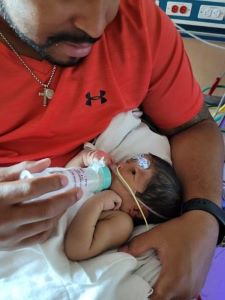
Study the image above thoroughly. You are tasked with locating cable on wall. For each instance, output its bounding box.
[175,24,225,51]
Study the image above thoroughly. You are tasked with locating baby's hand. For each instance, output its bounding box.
[84,150,113,167]
[98,190,122,211]
[66,149,113,168]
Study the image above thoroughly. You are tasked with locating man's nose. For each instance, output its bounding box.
[72,3,108,38]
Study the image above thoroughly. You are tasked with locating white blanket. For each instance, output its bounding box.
[0,109,170,300]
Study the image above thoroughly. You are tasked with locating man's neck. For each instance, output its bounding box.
[0,17,42,60]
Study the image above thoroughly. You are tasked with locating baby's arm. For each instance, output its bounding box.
[64,190,133,261]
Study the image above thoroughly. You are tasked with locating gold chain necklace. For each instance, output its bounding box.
[0,31,57,106]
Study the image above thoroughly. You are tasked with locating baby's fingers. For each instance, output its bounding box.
[113,197,122,210]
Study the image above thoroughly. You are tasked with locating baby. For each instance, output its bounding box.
[64,149,182,261]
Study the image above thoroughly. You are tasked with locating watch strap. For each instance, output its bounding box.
[182,198,225,246]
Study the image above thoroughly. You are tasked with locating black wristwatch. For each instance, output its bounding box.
[182,198,225,246]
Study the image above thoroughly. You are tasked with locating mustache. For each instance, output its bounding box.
[43,30,101,48]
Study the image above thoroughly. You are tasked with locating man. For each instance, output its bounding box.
[0,0,223,299]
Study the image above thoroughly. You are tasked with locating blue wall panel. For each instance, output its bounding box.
[158,0,225,41]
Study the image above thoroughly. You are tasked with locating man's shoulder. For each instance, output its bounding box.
[116,0,157,27]
[103,0,159,64]
[106,0,168,49]
[120,0,156,13]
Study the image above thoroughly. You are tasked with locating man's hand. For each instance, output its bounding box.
[119,211,219,300]
[0,159,82,250]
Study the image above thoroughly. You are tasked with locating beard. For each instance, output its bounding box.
[0,1,100,67]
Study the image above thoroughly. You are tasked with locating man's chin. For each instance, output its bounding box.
[44,55,83,67]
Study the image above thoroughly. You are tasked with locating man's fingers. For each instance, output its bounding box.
[119,229,158,256]
[25,158,51,173]
[151,264,194,300]
[12,188,80,225]
[0,215,61,249]
[150,271,178,300]
[16,229,54,248]
[17,215,60,241]
[0,159,51,181]
[0,173,68,205]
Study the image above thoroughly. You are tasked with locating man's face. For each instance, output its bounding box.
[0,0,119,66]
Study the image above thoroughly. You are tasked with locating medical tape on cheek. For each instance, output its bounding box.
[116,166,149,231]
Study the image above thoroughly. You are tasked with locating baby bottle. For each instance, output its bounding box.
[20,162,112,200]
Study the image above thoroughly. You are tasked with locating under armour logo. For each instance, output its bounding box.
[85,90,107,106]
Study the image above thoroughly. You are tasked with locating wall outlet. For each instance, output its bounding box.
[166,1,192,17]
[198,5,225,21]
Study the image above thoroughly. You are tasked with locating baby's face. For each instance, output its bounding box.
[110,154,153,219]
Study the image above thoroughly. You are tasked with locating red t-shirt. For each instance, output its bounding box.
[0,0,203,167]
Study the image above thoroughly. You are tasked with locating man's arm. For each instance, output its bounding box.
[64,190,133,261]
[163,103,223,205]
[119,104,224,300]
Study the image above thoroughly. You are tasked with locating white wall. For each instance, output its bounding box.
[183,38,225,96]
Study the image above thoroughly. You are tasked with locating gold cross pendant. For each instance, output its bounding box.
[39,87,54,106]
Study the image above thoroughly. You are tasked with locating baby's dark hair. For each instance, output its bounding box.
[135,154,182,225]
